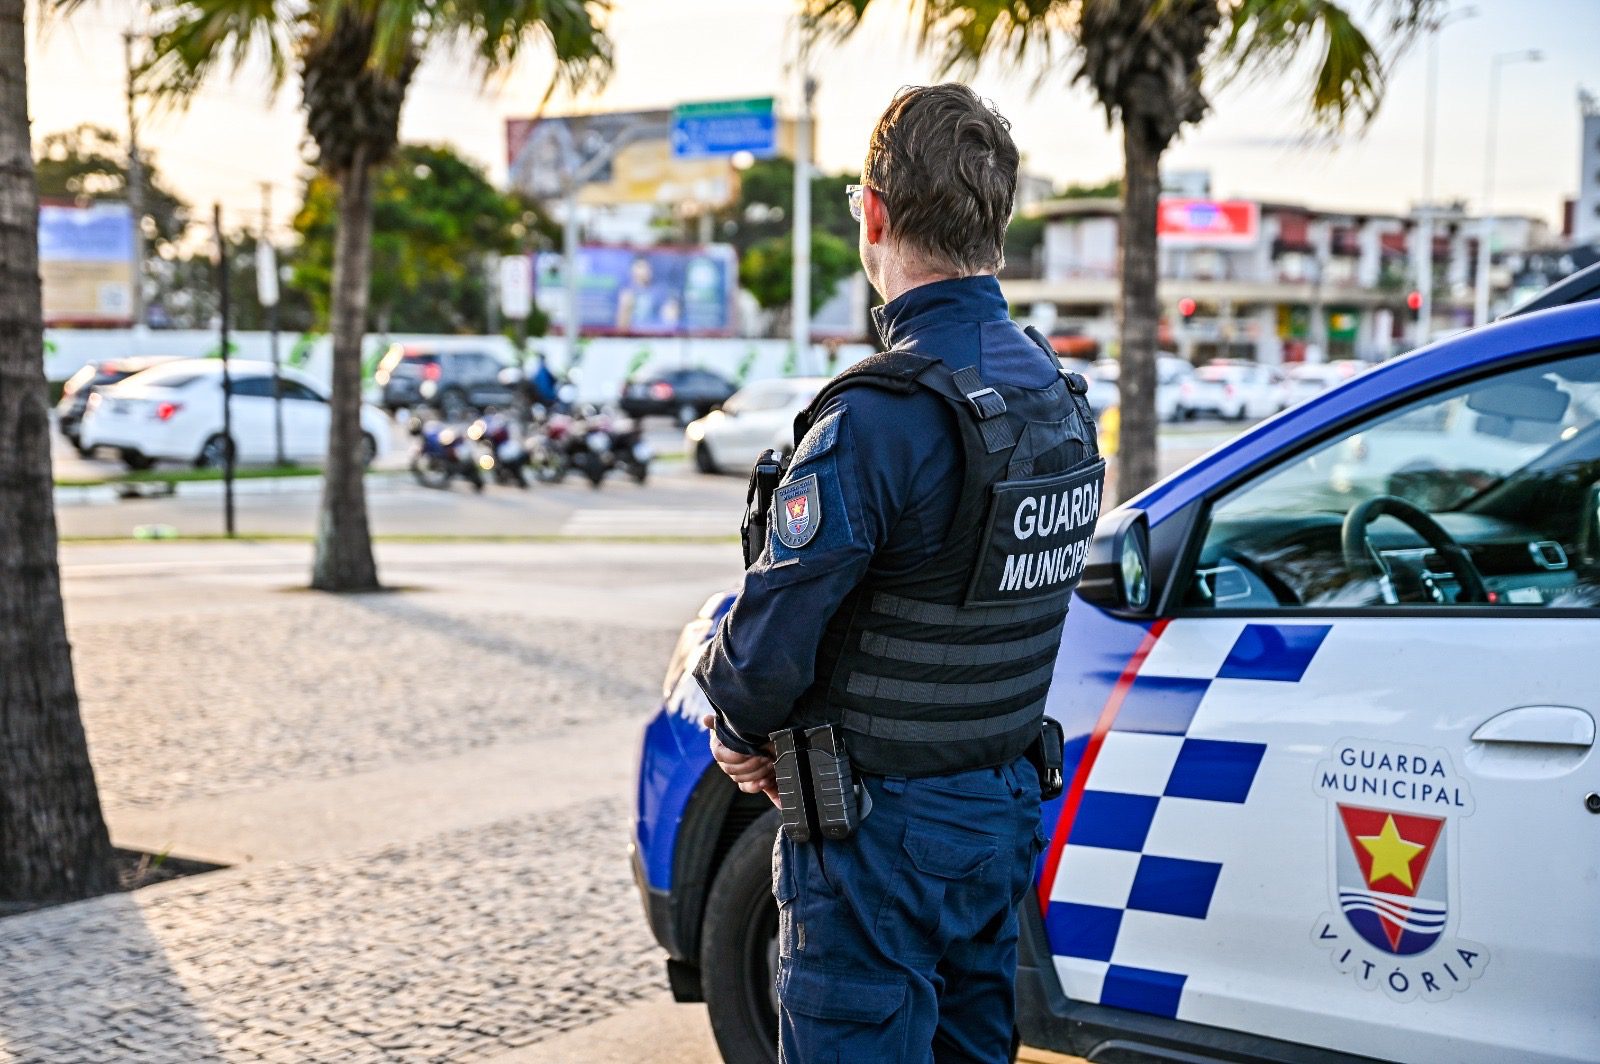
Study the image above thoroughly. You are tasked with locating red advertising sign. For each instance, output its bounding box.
[1157,199,1260,246]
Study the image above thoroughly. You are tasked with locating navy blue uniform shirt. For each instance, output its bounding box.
[694,274,1061,754]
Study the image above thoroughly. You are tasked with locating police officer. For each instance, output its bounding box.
[694,84,1102,1063]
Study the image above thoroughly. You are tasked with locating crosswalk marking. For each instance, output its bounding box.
[560,507,736,537]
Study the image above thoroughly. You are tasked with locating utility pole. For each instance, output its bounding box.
[790,73,816,376]
[258,182,286,465]
[123,31,146,336]
[215,204,236,538]
[1475,49,1542,327]
[1417,7,1478,345]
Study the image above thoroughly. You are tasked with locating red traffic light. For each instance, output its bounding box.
[1177,297,1197,319]
[1406,290,1423,313]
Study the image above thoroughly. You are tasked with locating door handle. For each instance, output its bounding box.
[1471,705,1595,747]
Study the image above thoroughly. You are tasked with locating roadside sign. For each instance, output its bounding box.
[499,255,533,321]
[256,241,279,308]
[1157,199,1260,247]
[670,98,777,161]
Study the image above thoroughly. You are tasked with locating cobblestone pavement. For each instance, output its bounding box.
[73,596,674,810]
[0,799,667,1063]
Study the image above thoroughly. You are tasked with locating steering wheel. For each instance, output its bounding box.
[1340,495,1489,604]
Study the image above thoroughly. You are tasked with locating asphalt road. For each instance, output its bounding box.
[54,415,1246,542]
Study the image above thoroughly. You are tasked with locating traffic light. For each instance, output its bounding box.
[1406,290,1423,319]
[1178,297,1197,322]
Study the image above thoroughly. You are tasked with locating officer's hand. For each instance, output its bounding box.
[703,714,780,806]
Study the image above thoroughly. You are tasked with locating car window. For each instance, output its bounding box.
[725,382,793,414]
[387,353,438,379]
[1185,350,1600,611]
[281,380,325,402]
[228,376,275,398]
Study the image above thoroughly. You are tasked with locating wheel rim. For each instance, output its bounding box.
[743,892,780,1043]
[202,438,228,466]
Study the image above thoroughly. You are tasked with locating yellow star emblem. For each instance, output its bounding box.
[1358,814,1426,890]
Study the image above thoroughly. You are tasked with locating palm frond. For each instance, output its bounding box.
[803,0,1073,82]
[1219,0,1438,131]
[137,0,295,108]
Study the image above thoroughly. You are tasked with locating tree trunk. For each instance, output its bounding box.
[0,0,116,903]
[1116,121,1163,502]
[311,146,380,592]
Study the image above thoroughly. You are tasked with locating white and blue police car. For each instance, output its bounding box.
[632,265,1600,1064]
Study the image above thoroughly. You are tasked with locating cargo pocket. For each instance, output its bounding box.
[876,819,998,959]
[778,958,908,1063]
[773,832,797,961]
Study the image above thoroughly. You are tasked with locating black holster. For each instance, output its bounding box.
[741,448,787,568]
[769,724,862,842]
[1027,717,1066,801]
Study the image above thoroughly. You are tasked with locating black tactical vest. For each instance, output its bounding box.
[787,345,1104,777]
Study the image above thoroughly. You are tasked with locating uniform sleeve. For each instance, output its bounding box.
[692,386,956,752]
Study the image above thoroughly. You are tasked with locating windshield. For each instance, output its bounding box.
[119,362,211,389]
[1214,354,1600,521]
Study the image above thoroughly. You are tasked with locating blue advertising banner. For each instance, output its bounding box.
[39,203,134,262]
[38,203,135,324]
[534,245,738,337]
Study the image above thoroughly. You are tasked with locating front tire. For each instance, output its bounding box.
[694,441,719,475]
[676,402,699,427]
[701,811,781,1064]
[195,434,234,469]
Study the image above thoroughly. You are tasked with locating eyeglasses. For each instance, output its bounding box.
[846,184,865,222]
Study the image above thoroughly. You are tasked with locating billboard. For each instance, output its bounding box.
[1157,199,1260,247]
[508,110,731,206]
[39,202,134,325]
[506,106,808,207]
[534,245,738,336]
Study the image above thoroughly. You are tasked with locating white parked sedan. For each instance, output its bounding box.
[79,359,392,470]
[685,376,828,475]
[1081,356,1193,421]
[1279,359,1367,409]
[1179,359,1286,420]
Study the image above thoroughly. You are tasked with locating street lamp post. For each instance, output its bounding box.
[791,74,817,375]
[1474,49,1542,327]
[1416,6,1477,345]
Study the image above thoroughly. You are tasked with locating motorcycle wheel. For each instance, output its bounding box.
[411,455,451,490]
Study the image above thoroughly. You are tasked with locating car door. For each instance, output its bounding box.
[223,376,276,462]
[1044,348,1600,1063]
[277,379,331,461]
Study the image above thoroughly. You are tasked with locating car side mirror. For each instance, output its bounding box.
[1076,507,1153,614]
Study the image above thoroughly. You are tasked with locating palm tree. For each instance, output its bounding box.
[806,0,1436,501]
[0,0,117,902]
[144,0,612,589]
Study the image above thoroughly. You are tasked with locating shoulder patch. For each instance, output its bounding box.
[791,406,845,467]
[773,473,822,549]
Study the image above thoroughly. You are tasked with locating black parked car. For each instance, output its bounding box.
[374,345,515,419]
[56,356,176,452]
[620,367,736,425]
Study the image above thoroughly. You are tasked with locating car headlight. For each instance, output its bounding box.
[662,617,713,699]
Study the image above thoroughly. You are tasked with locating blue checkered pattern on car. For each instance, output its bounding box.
[1044,623,1331,1019]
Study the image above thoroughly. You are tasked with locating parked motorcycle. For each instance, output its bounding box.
[467,412,530,487]
[526,407,574,484]
[409,416,483,492]
[561,406,654,489]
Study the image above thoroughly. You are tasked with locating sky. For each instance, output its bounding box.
[23,0,1600,242]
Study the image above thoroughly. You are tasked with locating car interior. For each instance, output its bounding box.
[1185,350,1600,610]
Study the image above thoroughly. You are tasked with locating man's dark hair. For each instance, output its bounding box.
[864,83,1019,276]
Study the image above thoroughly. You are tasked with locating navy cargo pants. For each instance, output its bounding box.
[773,755,1046,1063]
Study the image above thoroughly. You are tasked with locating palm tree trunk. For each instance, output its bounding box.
[1116,120,1162,502]
[0,0,116,902]
[311,145,380,592]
